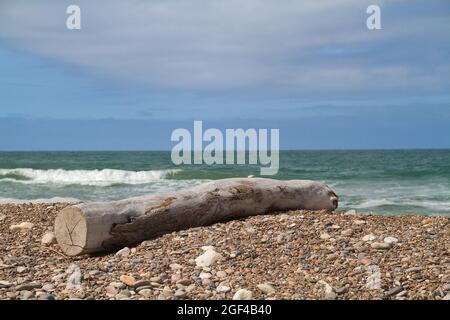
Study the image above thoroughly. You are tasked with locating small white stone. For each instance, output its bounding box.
[199,272,212,279]
[216,285,231,293]
[371,242,392,250]
[362,234,377,242]
[41,232,56,246]
[195,249,222,267]
[115,247,130,257]
[16,266,27,273]
[9,222,34,231]
[66,264,82,290]
[233,289,253,300]
[319,281,336,300]
[383,236,399,245]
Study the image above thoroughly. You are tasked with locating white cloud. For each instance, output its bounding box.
[0,0,448,95]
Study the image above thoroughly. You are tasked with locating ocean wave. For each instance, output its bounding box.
[0,197,81,204]
[0,168,181,186]
[351,198,450,212]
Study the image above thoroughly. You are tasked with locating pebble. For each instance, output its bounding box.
[38,293,56,300]
[319,281,336,300]
[169,263,183,270]
[216,271,227,279]
[105,286,118,297]
[385,286,403,297]
[0,280,11,288]
[320,232,331,240]
[216,284,231,293]
[119,275,136,287]
[176,278,191,286]
[334,286,348,294]
[405,267,422,273]
[0,213,6,221]
[17,266,27,273]
[174,289,187,298]
[66,265,82,290]
[257,283,276,294]
[362,234,377,242]
[132,280,150,288]
[341,228,353,236]
[20,290,34,300]
[115,247,131,257]
[41,232,56,246]
[42,284,55,291]
[443,284,450,292]
[9,221,34,232]
[110,281,126,289]
[233,289,253,300]
[383,236,399,245]
[443,293,450,300]
[16,282,42,291]
[199,272,212,279]
[396,291,408,297]
[195,248,222,267]
[138,289,153,297]
[371,242,392,250]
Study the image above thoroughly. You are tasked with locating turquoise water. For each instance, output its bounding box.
[0,150,449,215]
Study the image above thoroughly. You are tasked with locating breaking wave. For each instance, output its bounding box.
[0,168,181,186]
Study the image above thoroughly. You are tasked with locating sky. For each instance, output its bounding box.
[0,0,449,150]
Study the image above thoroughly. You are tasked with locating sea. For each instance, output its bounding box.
[0,150,449,216]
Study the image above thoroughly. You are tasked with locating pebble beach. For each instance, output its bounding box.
[0,203,449,300]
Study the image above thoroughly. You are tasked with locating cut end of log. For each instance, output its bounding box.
[54,207,87,256]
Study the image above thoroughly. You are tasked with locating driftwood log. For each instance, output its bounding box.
[55,178,338,256]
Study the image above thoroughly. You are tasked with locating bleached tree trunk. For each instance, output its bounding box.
[55,178,338,256]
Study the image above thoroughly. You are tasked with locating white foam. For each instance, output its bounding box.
[0,197,81,204]
[0,168,181,186]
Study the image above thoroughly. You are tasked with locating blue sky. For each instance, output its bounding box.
[0,0,449,150]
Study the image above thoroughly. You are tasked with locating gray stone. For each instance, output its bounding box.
[42,284,55,291]
[38,293,56,300]
[0,280,11,288]
[385,286,403,297]
[16,282,42,291]
[20,290,34,300]
[66,264,82,290]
